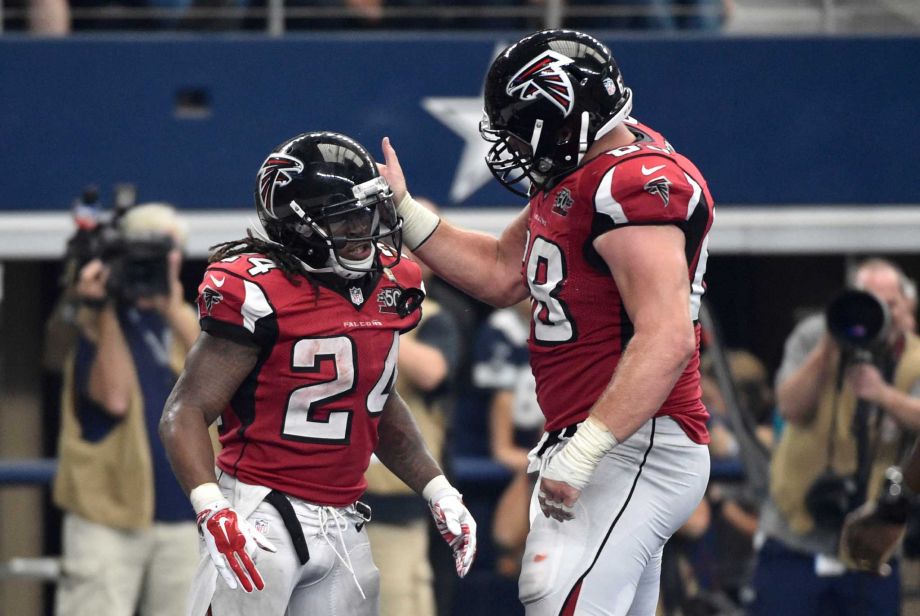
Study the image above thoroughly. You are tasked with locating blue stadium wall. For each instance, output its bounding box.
[1,35,918,212]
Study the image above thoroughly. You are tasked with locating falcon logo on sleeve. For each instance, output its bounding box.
[201,286,224,314]
[643,176,673,207]
[506,51,575,117]
[258,154,304,219]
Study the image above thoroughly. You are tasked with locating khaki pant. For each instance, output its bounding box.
[55,512,198,616]
[366,518,434,616]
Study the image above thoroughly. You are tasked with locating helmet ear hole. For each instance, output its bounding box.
[556,128,573,146]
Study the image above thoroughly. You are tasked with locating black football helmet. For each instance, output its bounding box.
[481,29,633,197]
[254,131,401,279]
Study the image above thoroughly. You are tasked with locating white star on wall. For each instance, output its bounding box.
[421,43,507,204]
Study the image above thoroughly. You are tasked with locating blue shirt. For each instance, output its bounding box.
[73,306,193,523]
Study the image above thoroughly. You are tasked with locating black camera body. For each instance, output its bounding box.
[63,186,173,304]
[805,470,858,532]
[100,234,173,303]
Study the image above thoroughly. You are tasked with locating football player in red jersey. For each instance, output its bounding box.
[159,132,476,616]
[380,30,713,615]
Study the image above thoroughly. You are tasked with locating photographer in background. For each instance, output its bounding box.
[750,258,920,616]
[51,202,200,616]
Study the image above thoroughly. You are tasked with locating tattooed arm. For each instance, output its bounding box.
[376,389,478,577]
[374,390,442,493]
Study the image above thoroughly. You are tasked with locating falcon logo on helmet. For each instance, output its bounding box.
[506,51,576,117]
[258,154,304,219]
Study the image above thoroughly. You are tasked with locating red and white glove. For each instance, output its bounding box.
[191,483,277,593]
[424,475,477,578]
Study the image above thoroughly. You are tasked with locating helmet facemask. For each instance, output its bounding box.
[481,115,540,198]
[255,132,404,282]
[290,176,403,280]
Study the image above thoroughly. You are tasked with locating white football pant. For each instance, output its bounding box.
[521,416,710,616]
[188,473,379,616]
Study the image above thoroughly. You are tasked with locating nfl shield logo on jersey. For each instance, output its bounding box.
[350,286,365,306]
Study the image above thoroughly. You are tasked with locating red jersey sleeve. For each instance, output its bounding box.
[197,257,279,349]
[591,155,703,235]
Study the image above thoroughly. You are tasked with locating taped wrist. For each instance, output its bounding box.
[543,416,619,490]
[397,193,440,251]
[422,474,458,503]
[190,482,225,515]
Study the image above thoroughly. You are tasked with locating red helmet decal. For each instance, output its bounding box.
[258,153,304,219]
[506,51,576,117]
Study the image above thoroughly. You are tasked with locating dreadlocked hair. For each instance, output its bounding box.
[209,230,310,287]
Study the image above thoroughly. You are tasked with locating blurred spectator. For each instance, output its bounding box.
[28,0,71,33]
[470,301,544,578]
[563,0,728,30]
[282,0,528,30]
[701,349,775,458]
[363,199,462,616]
[750,258,920,615]
[65,0,247,31]
[50,203,201,616]
[658,499,732,616]
[698,348,774,605]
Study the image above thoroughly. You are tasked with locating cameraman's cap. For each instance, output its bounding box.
[119,202,189,248]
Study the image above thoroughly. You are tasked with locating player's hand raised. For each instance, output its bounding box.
[427,483,477,578]
[197,498,277,592]
[378,137,407,204]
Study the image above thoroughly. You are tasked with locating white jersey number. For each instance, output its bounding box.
[282,333,398,443]
[526,236,575,345]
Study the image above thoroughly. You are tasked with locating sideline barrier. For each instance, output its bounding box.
[0,458,57,485]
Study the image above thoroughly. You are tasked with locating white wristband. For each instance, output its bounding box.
[422,474,456,503]
[189,482,224,515]
[543,416,619,490]
[397,192,440,251]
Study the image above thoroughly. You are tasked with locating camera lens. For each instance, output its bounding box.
[826,290,889,349]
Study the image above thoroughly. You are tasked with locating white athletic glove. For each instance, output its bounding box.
[191,483,277,593]
[424,476,477,578]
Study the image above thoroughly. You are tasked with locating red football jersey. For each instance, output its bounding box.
[523,118,713,443]
[196,249,423,506]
